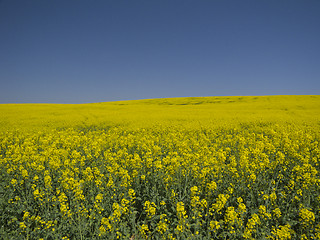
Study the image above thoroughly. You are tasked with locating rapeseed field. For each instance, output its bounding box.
[0,95,319,239]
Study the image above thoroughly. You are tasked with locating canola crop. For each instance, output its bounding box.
[0,95,320,239]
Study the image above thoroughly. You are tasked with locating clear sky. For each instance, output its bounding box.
[0,0,319,103]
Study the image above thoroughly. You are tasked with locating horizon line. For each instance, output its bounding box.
[0,94,318,105]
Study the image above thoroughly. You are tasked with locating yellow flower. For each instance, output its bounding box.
[249,173,256,182]
[190,186,199,196]
[208,180,217,192]
[238,202,247,215]
[157,214,168,234]
[299,207,315,226]
[21,169,28,179]
[23,211,30,220]
[224,206,239,226]
[44,175,52,188]
[301,234,308,240]
[259,205,271,219]
[273,208,281,218]
[10,178,17,186]
[140,224,149,238]
[101,217,112,231]
[95,193,103,202]
[209,220,220,232]
[144,200,156,218]
[271,224,293,240]
[243,213,260,239]
[176,202,187,218]
[270,191,277,202]
[176,224,184,232]
[19,222,27,229]
[212,194,229,213]
[99,225,106,236]
[128,188,136,201]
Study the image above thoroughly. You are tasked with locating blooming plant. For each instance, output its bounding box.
[0,95,319,239]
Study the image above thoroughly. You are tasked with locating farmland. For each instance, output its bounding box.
[0,95,319,239]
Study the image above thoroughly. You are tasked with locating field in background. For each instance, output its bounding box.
[1,95,319,131]
[1,95,319,239]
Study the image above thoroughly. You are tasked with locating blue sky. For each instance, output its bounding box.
[0,0,319,103]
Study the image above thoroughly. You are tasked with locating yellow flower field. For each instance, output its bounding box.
[0,95,319,239]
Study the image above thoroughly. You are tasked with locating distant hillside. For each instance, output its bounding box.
[0,95,319,132]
